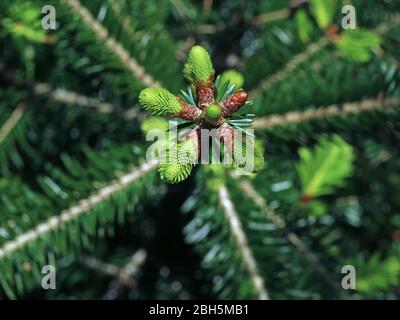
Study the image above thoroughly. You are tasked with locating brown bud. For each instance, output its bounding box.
[197,79,215,109]
[221,91,248,117]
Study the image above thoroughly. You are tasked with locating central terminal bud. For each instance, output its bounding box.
[204,103,223,126]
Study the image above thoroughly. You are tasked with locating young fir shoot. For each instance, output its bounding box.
[139,46,264,183]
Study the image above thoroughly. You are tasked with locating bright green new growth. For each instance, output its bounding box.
[253,139,265,173]
[139,88,182,117]
[294,10,314,43]
[159,162,193,184]
[159,138,198,183]
[4,2,47,43]
[356,254,400,294]
[204,104,222,121]
[183,45,214,83]
[309,0,336,30]
[337,29,382,62]
[298,135,355,198]
[220,70,244,88]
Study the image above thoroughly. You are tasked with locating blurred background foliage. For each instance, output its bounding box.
[0,0,399,299]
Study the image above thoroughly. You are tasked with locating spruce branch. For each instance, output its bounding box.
[253,96,400,129]
[374,13,400,35]
[0,160,157,260]
[298,136,355,201]
[79,255,121,277]
[79,249,147,289]
[252,9,290,25]
[62,0,160,87]
[169,0,196,32]
[119,249,147,281]
[249,37,330,98]
[218,185,269,300]
[32,83,118,114]
[102,249,147,299]
[252,0,311,26]
[235,178,341,293]
[375,47,400,68]
[0,102,26,145]
[110,1,134,35]
[0,68,136,118]
[250,13,400,98]
[33,81,138,119]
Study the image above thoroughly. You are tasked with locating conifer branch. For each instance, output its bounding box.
[0,68,139,119]
[0,102,26,145]
[236,178,341,292]
[34,82,141,119]
[62,0,160,87]
[102,249,147,299]
[32,82,141,119]
[110,1,134,35]
[169,0,195,31]
[252,9,289,25]
[374,13,400,35]
[33,82,119,114]
[80,249,147,289]
[250,37,330,98]
[253,96,400,129]
[79,256,124,277]
[118,249,147,283]
[0,161,158,260]
[250,13,400,98]
[218,185,269,300]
